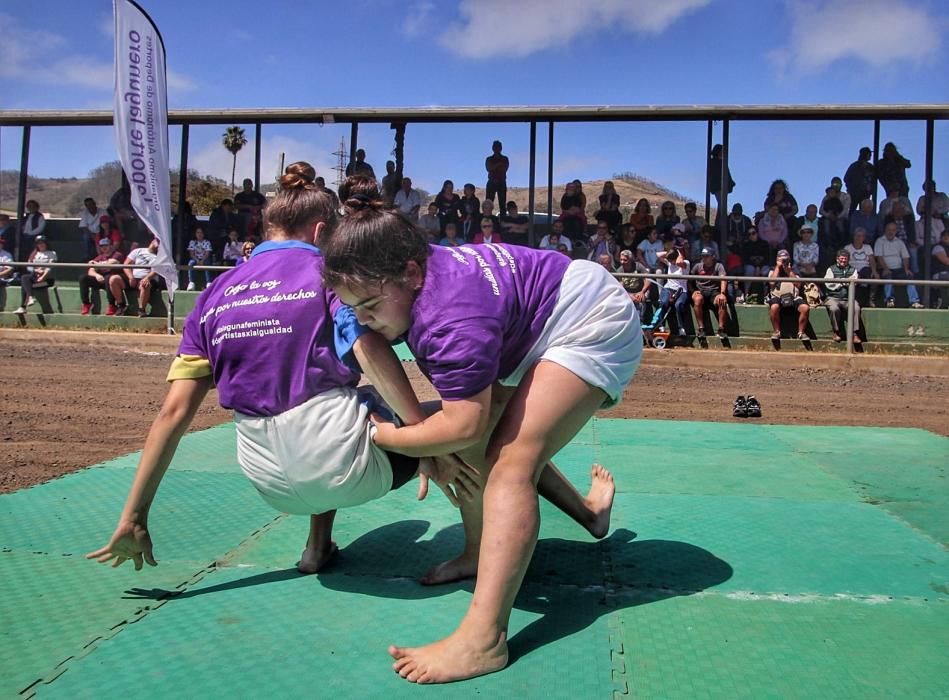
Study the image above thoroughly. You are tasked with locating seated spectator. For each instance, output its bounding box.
[691,247,729,340]
[393,177,421,222]
[539,220,573,252]
[931,229,949,308]
[879,186,913,220]
[98,216,122,250]
[222,228,243,266]
[850,198,882,242]
[78,197,106,259]
[471,217,502,245]
[739,227,771,302]
[845,228,879,307]
[724,236,744,300]
[559,181,587,238]
[594,181,621,234]
[172,200,199,245]
[109,183,144,246]
[617,249,656,320]
[345,148,375,178]
[654,200,680,237]
[235,240,255,266]
[642,246,690,336]
[20,199,45,258]
[628,198,654,243]
[234,178,266,238]
[885,200,917,271]
[439,222,464,247]
[636,227,663,271]
[767,250,809,340]
[793,228,820,277]
[681,202,707,239]
[587,222,618,264]
[915,215,946,263]
[820,178,851,220]
[819,188,848,253]
[823,250,863,344]
[690,225,719,264]
[460,183,481,239]
[595,253,615,272]
[124,237,166,317]
[763,179,799,228]
[434,180,462,233]
[499,201,529,237]
[79,238,127,316]
[418,202,442,241]
[758,203,788,255]
[186,227,213,291]
[479,201,501,232]
[208,198,242,249]
[616,223,637,252]
[873,222,924,308]
[13,235,56,315]
[727,203,753,242]
[0,214,13,254]
[0,246,13,311]
[799,204,820,242]
[916,180,949,220]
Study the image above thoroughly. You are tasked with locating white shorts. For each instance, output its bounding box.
[501,259,642,408]
[233,387,394,515]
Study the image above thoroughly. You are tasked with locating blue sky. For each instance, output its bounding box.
[1,0,947,215]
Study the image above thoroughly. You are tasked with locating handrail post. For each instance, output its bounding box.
[846,278,856,355]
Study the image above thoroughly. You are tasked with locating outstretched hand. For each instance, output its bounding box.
[86,520,157,571]
[417,453,481,507]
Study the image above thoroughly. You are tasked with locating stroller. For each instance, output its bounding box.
[641,288,683,349]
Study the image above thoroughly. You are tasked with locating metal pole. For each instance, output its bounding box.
[719,119,730,254]
[254,123,262,191]
[922,119,934,307]
[528,121,536,248]
[846,278,856,355]
[872,120,880,210]
[349,122,358,172]
[705,119,712,221]
[176,124,189,268]
[546,121,554,221]
[14,125,30,261]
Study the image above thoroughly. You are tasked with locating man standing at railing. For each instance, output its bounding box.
[823,250,863,345]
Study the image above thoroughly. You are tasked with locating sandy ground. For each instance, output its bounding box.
[1,330,946,493]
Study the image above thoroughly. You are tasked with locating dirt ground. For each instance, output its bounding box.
[1,330,946,494]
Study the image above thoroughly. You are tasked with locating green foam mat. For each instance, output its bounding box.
[96,423,240,474]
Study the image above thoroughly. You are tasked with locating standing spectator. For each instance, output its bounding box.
[125,237,166,317]
[844,147,875,213]
[763,179,799,229]
[931,229,949,308]
[850,199,882,242]
[727,203,753,242]
[654,200,680,237]
[821,178,851,221]
[879,186,914,220]
[471,217,502,245]
[13,235,56,315]
[916,180,949,219]
[499,201,529,238]
[681,202,707,240]
[594,181,622,235]
[628,198,654,242]
[20,199,45,257]
[439,222,464,247]
[587,222,618,264]
[793,228,820,277]
[690,247,729,340]
[109,182,145,246]
[558,181,586,238]
[484,140,509,213]
[186,227,213,291]
[433,180,462,233]
[0,214,13,254]
[845,228,879,307]
[172,201,199,245]
[0,246,13,311]
[572,179,588,209]
[79,239,127,316]
[208,198,242,253]
[739,227,771,302]
[877,142,911,197]
[78,197,106,259]
[345,148,375,178]
[235,240,255,266]
[708,144,735,221]
[234,178,266,239]
[222,229,243,266]
[460,183,481,240]
[636,227,663,271]
[767,250,810,340]
[393,177,421,222]
[874,222,923,308]
[823,250,863,344]
[314,177,340,208]
[758,203,788,255]
[642,246,690,335]
[539,220,572,252]
[418,203,441,241]
[381,160,401,205]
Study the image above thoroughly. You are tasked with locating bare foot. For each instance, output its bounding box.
[389,629,508,684]
[296,542,338,575]
[584,463,615,539]
[420,553,478,586]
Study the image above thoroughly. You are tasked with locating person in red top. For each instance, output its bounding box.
[471,217,503,245]
[80,238,127,315]
[99,216,123,250]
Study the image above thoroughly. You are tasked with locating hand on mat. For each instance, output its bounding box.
[418,453,481,507]
[86,520,157,571]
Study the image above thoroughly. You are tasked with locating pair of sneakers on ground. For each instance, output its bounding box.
[81,302,128,317]
[733,395,762,418]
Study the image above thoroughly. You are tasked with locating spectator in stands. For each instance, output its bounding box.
[690,225,719,264]
[642,246,690,335]
[799,203,820,241]
[344,148,375,178]
[471,216,502,245]
[172,200,199,245]
[393,177,421,222]
[845,228,879,307]
[314,177,340,208]
[681,202,707,240]
[879,186,913,220]
[222,228,243,266]
[595,181,622,234]
[654,200,680,237]
[80,238,127,316]
[109,182,146,246]
[98,216,122,250]
[740,227,771,302]
[209,198,241,251]
[499,201,529,237]
[877,142,911,197]
[636,226,663,271]
[885,200,917,271]
[596,253,615,272]
[186,226,213,291]
[485,140,509,213]
[480,201,501,232]
[617,249,655,320]
[844,147,875,213]
[727,203,753,242]
[628,198,654,243]
[125,237,166,317]
[767,250,809,340]
[850,198,882,242]
[381,160,401,204]
[916,180,949,219]
[821,177,851,220]
[691,247,729,340]
[235,240,255,266]
[793,227,820,277]
[764,179,799,228]
[434,181,462,233]
[823,250,863,344]
[559,181,586,238]
[439,222,463,247]
[13,235,56,315]
[78,197,106,259]
[617,223,637,253]
[234,178,266,239]
[0,246,13,311]
[539,220,572,252]
[708,144,735,218]
[572,179,588,209]
[587,221,618,264]
[724,236,744,300]
[418,202,441,241]
[758,203,788,255]
[0,214,13,254]
[931,229,949,308]
[460,183,481,239]
[819,187,848,253]
[20,199,45,256]
[916,214,946,265]
[874,222,924,308]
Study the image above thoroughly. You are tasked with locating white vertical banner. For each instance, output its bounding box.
[113,0,177,298]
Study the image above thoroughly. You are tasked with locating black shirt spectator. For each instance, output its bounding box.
[844,147,875,211]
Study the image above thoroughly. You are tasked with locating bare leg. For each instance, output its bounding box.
[391,361,608,683]
[297,509,338,574]
[797,304,810,335]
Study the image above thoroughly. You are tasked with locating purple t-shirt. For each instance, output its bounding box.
[177,240,360,416]
[408,244,569,400]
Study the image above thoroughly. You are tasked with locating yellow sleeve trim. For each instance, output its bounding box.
[167,354,213,382]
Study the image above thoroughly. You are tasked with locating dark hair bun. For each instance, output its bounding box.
[279,161,316,191]
[340,175,385,213]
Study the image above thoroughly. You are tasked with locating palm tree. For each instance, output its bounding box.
[222,126,247,194]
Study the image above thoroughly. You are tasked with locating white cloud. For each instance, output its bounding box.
[189,135,337,187]
[402,1,435,38]
[770,0,944,73]
[436,0,711,59]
